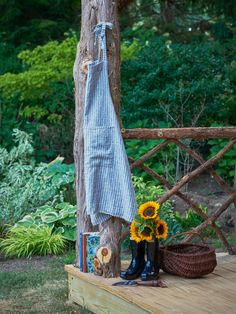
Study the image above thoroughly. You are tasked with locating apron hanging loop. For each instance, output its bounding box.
[93,22,113,61]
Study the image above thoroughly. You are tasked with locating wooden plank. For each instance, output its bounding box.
[65,265,162,314]
[122,127,236,140]
[68,273,154,314]
[65,254,236,314]
[219,262,236,272]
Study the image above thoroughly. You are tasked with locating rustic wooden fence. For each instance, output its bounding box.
[123,127,236,254]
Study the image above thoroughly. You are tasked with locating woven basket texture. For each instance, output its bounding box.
[160,243,217,278]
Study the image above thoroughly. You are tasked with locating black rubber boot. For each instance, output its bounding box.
[140,239,160,281]
[120,239,146,280]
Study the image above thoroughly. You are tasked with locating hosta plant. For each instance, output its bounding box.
[15,202,77,241]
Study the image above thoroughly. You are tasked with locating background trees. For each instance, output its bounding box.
[0,0,235,178]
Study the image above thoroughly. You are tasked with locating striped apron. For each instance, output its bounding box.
[83,22,137,226]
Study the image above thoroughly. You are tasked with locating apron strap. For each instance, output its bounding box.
[94,22,113,61]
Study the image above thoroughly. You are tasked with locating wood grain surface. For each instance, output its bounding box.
[65,253,236,314]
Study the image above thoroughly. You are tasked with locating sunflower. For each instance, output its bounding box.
[154,217,160,224]
[130,221,143,243]
[138,201,160,219]
[155,219,168,239]
[139,225,154,241]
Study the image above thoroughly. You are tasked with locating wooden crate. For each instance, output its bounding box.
[65,253,236,314]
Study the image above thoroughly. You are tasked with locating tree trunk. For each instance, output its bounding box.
[160,0,175,24]
[73,0,122,277]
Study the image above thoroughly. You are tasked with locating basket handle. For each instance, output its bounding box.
[164,231,206,247]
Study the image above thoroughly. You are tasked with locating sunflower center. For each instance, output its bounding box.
[141,226,152,236]
[157,224,164,235]
[143,207,155,217]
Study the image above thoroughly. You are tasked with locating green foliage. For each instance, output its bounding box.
[0,41,24,74]
[0,36,77,100]
[0,0,81,45]
[224,59,236,125]
[0,34,77,161]
[16,202,77,241]
[120,0,236,39]
[175,207,205,231]
[126,127,176,182]
[0,225,66,258]
[175,205,218,238]
[0,223,10,238]
[133,174,166,204]
[1,15,236,162]
[208,137,236,183]
[0,129,75,224]
[121,36,235,127]
[121,39,142,61]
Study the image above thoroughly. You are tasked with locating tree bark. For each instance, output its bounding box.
[123,127,236,140]
[160,0,175,24]
[73,0,122,276]
[118,0,134,11]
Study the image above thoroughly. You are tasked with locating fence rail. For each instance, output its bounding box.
[123,127,236,139]
[123,127,236,254]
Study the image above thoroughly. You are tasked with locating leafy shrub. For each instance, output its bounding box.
[16,202,77,241]
[0,36,77,100]
[208,137,236,184]
[121,36,235,128]
[175,207,206,232]
[0,225,66,258]
[121,39,141,61]
[0,35,76,161]
[0,129,75,224]
[175,206,218,238]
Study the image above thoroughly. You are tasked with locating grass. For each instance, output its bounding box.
[0,250,92,314]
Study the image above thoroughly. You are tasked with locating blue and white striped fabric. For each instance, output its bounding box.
[83,22,137,226]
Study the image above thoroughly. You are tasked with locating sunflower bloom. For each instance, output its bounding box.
[154,217,160,225]
[156,220,168,239]
[130,221,143,243]
[139,226,154,241]
[138,201,160,219]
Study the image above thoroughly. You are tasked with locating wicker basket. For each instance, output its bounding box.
[160,232,217,278]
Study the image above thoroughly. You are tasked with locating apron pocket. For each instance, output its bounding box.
[84,126,114,168]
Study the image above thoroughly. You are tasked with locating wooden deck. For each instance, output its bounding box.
[65,253,236,314]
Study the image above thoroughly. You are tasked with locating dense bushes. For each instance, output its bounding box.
[0,36,77,161]
[121,36,236,128]
[0,129,75,224]
[1,31,235,164]
[0,129,183,257]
